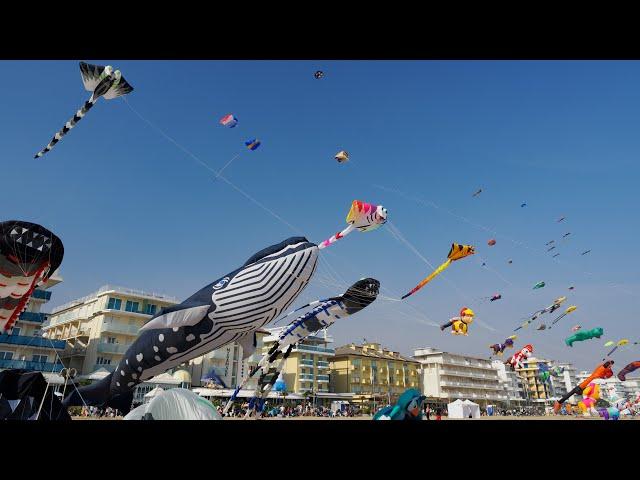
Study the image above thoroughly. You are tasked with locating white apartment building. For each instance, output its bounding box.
[492,360,526,406]
[43,285,178,375]
[0,271,66,375]
[414,347,507,407]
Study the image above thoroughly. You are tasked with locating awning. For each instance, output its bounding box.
[192,388,304,400]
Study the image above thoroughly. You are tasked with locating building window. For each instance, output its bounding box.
[107,337,117,344]
[145,304,157,315]
[32,354,48,363]
[0,351,13,360]
[125,300,140,313]
[11,327,21,336]
[107,298,122,310]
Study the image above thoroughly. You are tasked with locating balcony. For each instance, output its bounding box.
[101,323,141,336]
[31,289,52,301]
[316,375,330,382]
[0,359,64,372]
[0,334,66,350]
[97,343,131,354]
[60,345,87,357]
[299,374,315,381]
[18,311,49,324]
[300,359,314,367]
[440,380,503,391]
[317,361,330,369]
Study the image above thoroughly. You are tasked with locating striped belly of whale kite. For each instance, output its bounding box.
[63,237,319,412]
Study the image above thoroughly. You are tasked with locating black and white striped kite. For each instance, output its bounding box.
[34,62,134,159]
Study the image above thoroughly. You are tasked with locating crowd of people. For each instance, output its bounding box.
[219,402,360,418]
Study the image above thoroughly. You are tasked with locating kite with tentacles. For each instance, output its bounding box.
[224,278,380,418]
[318,200,388,250]
[401,243,475,299]
[549,305,577,327]
[1,221,64,332]
[34,62,133,158]
[605,339,629,356]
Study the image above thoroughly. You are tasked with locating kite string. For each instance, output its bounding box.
[121,97,303,235]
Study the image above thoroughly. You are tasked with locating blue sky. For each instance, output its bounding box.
[3,60,639,371]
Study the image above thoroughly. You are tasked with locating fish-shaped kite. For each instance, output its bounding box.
[318,200,387,250]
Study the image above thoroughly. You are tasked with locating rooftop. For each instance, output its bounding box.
[333,343,420,364]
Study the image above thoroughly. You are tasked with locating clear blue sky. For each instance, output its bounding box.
[3,60,639,371]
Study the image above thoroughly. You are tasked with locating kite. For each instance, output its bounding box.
[489,294,502,302]
[34,62,133,158]
[550,305,577,327]
[124,388,222,420]
[521,203,527,208]
[219,114,238,128]
[506,344,533,370]
[508,259,513,264]
[533,281,545,290]
[1,221,64,332]
[547,246,556,252]
[568,286,575,290]
[401,243,475,300]
[318,200,387,250]
[581,250,591,256]
[538,363,551,383]
[606,339,629,356]
[617,361,640,382]
[487,239,496,246]
[563,232,571,238]
[227,278,380,418]
[314,71,324,79]
[554,360,614,412]
[565,327,604,347]
[373,389,426,420]
[552,253,560,258]
[550,365,565,376]
[335,150,349,163]
[558,217,566,222]
[514,296,566,331]
[545,240,555,246]
[572,325,582,332]
[577,382,600,415]
[63,237,319,413]
[440,307,475,336]
[245,139,261,151]
[536,324,547,330]
[489,335,516,357]
[472,189,482,197]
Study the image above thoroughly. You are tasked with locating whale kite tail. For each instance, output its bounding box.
[63,372,134,414]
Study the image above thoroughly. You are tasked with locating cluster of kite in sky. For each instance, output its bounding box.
[3,61,636,419]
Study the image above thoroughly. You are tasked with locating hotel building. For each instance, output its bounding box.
[414,347,506,408]
[42,285,178,375]
[330,342,421,406]
[0,271,66,375]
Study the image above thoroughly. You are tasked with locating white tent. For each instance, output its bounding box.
[125,388,222,420]
[447,399,480,419]
[144,386,165,400]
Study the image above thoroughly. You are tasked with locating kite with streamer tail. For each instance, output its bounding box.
[1,221,64,332]
[318,200,388,250]
[514,296,566,332]
[401,243,475,300]
[550,305,577,327]
[225,278,380,417]
[34,62,133,158]
[605,339,629,356]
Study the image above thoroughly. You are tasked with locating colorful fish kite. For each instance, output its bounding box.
[245,139,261,151]
[318,200,387,250]
[335,150,349,163]
[550,305,577,327]
[219,114,238,128]
[533,281,545,290]
[401,243,475,299]
[34,62,134,158]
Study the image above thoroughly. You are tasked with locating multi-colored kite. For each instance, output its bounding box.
[605,339,629,356]
[617,361,640,382]
[34,62,134,158]
[219,114,238,128]
[1,221,64,332]
[554,360,614,413]
[245,139,261,151]
[514,296,566,331]
[550,305,577,327]
[440,307,475,336]
[335,150,349,163]
[489,335,516,356]
[318,200,387,250]
[401,243,475,300]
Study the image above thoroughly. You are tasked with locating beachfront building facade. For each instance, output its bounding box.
[0,271,66,375]
[330,342,421,408]
[42,285,178,375]
[492,360,526,407]
[514,357,556,406]
[414,347,507,408]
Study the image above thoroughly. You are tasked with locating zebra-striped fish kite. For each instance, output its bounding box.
[226,278,380,418]
[401,243,475,299]
[318,200,388,250]
[34,62,134,158]
[63,236,319,413]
